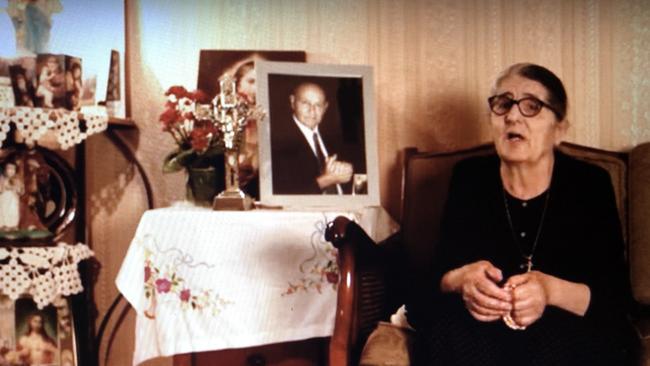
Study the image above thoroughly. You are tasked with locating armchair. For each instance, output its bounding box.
[326,142,650,366]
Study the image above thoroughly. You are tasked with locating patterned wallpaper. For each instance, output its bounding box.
[90,1,650,365]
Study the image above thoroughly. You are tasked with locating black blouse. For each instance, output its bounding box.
[406,150,635,363]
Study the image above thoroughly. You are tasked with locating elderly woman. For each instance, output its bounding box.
[408,63,636,365]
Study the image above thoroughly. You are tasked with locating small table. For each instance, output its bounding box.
[116,204,397,365]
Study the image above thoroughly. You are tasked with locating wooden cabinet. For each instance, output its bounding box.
[173,338,328,366]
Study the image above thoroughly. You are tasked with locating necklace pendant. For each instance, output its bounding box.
[525,256,533,272]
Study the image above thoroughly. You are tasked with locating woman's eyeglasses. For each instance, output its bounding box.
[488,94,558,117]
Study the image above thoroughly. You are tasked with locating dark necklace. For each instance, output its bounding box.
[502,186,551,272]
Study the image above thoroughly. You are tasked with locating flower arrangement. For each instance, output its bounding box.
[159,84,264,173]
[159,86,224,173]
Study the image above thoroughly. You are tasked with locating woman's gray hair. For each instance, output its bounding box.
[491,63,568,122]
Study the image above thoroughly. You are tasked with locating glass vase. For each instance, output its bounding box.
[186,166,219,206]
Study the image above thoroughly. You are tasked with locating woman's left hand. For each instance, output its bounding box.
[503,271,549,327]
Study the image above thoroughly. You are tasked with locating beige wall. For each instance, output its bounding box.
[91,1,650,365]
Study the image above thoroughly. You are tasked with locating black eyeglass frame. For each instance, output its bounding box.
[487,94,560,118]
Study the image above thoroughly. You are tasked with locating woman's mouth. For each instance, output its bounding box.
[506,132,525,141]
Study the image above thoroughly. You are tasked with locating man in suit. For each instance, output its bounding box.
[271,81,353,194]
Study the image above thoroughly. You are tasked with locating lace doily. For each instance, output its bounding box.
[0,242,94,309]
[0,106,108,149]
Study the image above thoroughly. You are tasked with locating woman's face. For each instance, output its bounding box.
[236,68,256,103]
[489,74,566,165]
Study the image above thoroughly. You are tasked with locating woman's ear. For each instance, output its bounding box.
[554,120,569,146]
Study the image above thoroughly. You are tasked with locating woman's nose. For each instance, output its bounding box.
[505,103,523,123]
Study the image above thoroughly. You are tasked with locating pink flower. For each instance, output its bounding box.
[180,289,191,302]
[144,266,151,282]
[155,278,172,293]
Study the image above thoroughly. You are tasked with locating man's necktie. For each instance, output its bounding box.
[313,132,327,170]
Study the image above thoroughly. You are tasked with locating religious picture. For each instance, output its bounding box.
[64,57,82,111]
[105,50,120,102]
[7,57,38,108]
[0,59,15,108]
[78,75,96,107]
[0,145,76,242]
[9,65,37,108]
[196,50,306,199]
[0,157,25,232]
[35,54,66,109]
[0,295,78,366]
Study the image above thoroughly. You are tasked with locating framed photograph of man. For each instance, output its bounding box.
[196,50,306,199]
[256,61,379,209]
[0,295,77,366]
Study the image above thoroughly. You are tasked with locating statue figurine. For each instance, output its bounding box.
[6,0,63,55]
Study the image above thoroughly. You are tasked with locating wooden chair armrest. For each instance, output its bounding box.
[326,216,403,366]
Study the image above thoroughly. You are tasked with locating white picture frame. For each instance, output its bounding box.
[257,61,379,209]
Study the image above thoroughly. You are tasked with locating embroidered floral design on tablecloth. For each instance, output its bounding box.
[140,236,232,317]
[282,215,339,296]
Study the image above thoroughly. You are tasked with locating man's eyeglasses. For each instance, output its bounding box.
[488,94,558,118]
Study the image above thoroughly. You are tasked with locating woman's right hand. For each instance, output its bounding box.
[441,260,513,322]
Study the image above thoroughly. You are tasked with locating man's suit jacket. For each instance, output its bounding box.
[271,119,337,194]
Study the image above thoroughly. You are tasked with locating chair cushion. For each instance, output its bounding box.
[359,322,415,366]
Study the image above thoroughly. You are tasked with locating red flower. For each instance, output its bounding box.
[325,271,339,284]
[182,98,193,107]
[144,266,151,282]
[180,289,191,302]
[159,108,181,131]
[182,111,195,121]
[155,278,172,293]
[190,89,210,104]
[190,123,218,152]
[165,85,189,98]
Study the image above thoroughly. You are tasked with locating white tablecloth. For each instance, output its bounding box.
[116,205,397,365]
